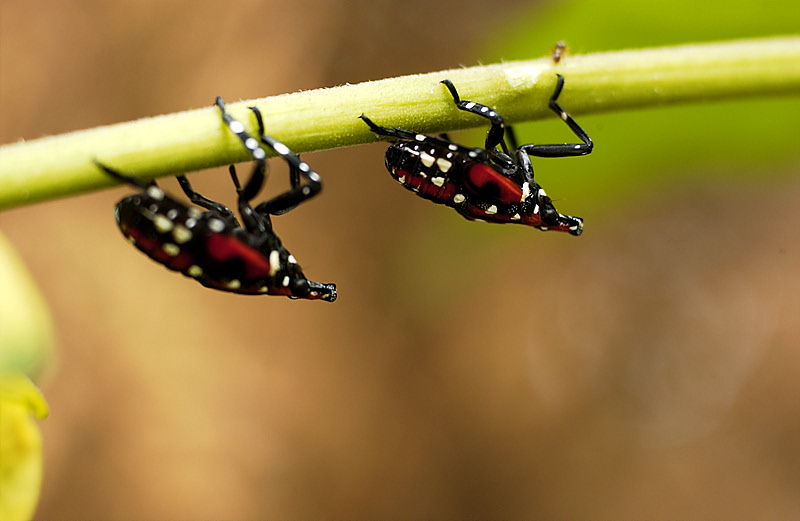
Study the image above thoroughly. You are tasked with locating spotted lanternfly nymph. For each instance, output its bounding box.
[97,97,337,302]
[360,74,592,235]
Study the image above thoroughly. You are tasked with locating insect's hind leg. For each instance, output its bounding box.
[518,74,593,158]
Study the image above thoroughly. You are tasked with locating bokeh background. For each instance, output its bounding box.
[2,0,800,518]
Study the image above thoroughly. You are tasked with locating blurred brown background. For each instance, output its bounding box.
[2,1,800,518]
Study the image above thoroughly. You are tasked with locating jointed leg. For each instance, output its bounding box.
[176,175,236,219]
[360,114,424,142]
[518,74,593,158]
[440,79,507,153]
[249,106,322,216]
[95,161,153,189]
[227,164,273,235]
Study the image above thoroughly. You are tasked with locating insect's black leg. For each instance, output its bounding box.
[505,125,520,152]
[440,79,508,154]
[227,164,273,235]
[360,114,424,142]
[518,74,593,158]
[95,161,154,189]
[216,96,270,204]
[215,96,279,231]
[215,96,269,163]
[248,106,322,216]
[176,175,236,219]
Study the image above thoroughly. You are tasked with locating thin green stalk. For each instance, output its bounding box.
[1,36,799,210]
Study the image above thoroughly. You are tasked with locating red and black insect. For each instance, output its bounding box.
[360,74,592,235]
[97,97,336,302]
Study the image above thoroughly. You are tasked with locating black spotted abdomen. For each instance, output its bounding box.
[114,192,304,295]
[384,142,464,203]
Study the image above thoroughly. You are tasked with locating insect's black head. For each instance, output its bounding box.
[538,195,583,236]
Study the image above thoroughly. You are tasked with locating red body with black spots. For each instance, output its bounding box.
[113,186,324,299]
[361,74,593,235]
[99,96,336,302]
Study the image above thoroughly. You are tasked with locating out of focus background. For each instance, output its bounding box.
[2,0,800,518]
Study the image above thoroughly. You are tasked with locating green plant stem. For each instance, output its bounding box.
[1,36,799,210]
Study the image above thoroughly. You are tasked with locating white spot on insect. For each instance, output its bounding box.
[488,111,497,117]
[185,217,197,229]
[187,208,201,219]
[453,193,466,204]
[435,157,453,172]
[258,286,269,293]
[561,111,568,121]
[208,218,225,232]
[302,187,311,195]
[533,204,540,214]
[245,137,259,150]
[480,106,488,113]
[431,177,445,187]
[167,209,179,220]
[229,121,245,134]
[539,188,547,198]
[299,162,310,172]
[446,152,454,159]
[309,171,321,183]
[539,226,549,231]
[448,144,458,151]
[153,214,173,233]
[464,102,476,109]
[419,171,427,178]
[420,152,435,167]
[282,276,290,287]
[288,255,297,264]
[253,148,266,160]
[188,265,203,278]
[269,250,280,276]
[574,144,582,150]
[521,182,531,201]
[468,151,478,158]
[512,213,521,220]
[486,205,498,215]
[273,142,290,156]
[146,186,164,200]
[309,291,319,297]
[397,175,406,184]
[162,243,180,256]
[570,225,580,231]
[227,279,241,290]
[172,225,192,244]
[414,134,426,141]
